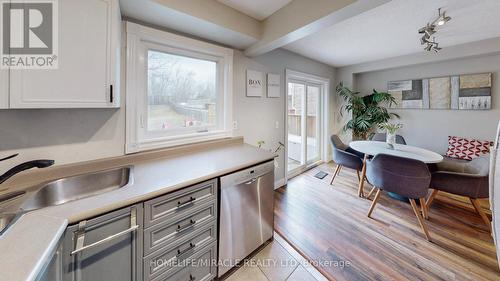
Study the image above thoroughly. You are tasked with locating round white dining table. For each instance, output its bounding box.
[348,141,443,198]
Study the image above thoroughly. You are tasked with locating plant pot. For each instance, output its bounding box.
[386,132,396,146]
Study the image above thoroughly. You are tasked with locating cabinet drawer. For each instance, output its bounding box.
[144,201,217,255]
[145,179,217,227]
[144,222,217,280]
[151,241,217,281]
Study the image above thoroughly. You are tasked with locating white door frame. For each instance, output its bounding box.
[285,69,330,182]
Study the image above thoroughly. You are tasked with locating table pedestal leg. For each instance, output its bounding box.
[358,155,368,198]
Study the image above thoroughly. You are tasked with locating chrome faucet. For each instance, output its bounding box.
[0,154,54,185]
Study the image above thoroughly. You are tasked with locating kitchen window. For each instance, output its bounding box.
[126,23,233,153]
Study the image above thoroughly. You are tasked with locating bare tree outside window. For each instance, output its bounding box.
[147,50,217,131]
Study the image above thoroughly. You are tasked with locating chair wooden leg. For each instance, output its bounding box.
[366,186,376,200]
[419,198,427,219]
[330,165,342,185]
[425,189,439,219]
[367,188,381,218]
[358,155,368,198]
[409,199,431,241]
[356,170,361,182]
[470,198,491,230]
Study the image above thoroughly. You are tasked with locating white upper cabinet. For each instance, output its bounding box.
[9,0,121,108]
[0,69,7,109]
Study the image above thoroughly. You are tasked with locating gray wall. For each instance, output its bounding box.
[0,47,335,184]
[0,108,125,171]
[233,49,335,182]
[338,53,500,154]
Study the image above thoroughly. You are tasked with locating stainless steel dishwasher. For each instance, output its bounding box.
[218,161,275,277]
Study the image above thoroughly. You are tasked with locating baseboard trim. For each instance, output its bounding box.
[274,178,286,190]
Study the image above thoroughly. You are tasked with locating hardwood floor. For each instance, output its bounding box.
[274,162,500,281]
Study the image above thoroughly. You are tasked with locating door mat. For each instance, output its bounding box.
[314,171,328,179]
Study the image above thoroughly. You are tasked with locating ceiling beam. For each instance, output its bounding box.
[338,37,500,74]
[244,0,391,57]
[153,0,261,40]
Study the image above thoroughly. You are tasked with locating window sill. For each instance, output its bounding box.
[126,130,233,154]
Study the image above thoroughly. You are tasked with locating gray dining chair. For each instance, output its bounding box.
[365,154,432,241]
[427,155,490,229]
[330,135,364,184]
[371,133,407,145]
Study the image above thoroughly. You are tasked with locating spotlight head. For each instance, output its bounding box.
[436,11,451,26]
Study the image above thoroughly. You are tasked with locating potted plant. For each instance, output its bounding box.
[379,123,403,146]
[337,82,399,140]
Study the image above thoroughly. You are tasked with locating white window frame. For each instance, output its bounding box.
[125,22,233,153]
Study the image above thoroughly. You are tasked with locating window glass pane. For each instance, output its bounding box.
[147,50,217,132]
[287,82,305,172]
[306,85,320,163]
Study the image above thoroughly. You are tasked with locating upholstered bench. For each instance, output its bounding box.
[426,136,493,229]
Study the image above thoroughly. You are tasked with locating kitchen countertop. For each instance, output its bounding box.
[0,138,275,281]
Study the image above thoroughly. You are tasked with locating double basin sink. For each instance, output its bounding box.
[0,167,132,234]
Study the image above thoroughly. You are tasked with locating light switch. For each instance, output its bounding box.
[275,121,279,129]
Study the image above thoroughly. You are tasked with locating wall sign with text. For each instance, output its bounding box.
[246,69,263,97]
[267,73,280,98]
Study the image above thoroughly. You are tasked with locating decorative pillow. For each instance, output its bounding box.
[446,136,493,161]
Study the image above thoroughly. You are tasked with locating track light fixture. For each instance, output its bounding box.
[418,8,451,52]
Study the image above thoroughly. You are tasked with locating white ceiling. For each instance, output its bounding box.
[217,0,292,21]
[284,0,500,67]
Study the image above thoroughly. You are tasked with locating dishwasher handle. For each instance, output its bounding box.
[244,178,258,185]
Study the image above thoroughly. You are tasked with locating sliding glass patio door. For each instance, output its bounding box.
[287,80,322,175]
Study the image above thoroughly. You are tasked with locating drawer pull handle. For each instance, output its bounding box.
[177,197,196,208]
[176,242,195,257]
[71,207,139,255]
[177,219,196,233]
[189,274,196,281]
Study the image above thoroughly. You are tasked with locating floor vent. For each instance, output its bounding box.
[314,171,328,179]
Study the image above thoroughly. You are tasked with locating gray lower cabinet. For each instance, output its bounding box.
[61,204,143,281]
[37,179,218,281]
[36,242,63,281]
[143,179,218,281]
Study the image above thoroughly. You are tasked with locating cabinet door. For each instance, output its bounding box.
[36,242,63,281]
[0,69,7,108]
[62,205,143,281]
[9,0,119,108]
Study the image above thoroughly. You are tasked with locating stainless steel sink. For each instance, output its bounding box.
[0,166,132,234]
[21,167,131,211]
